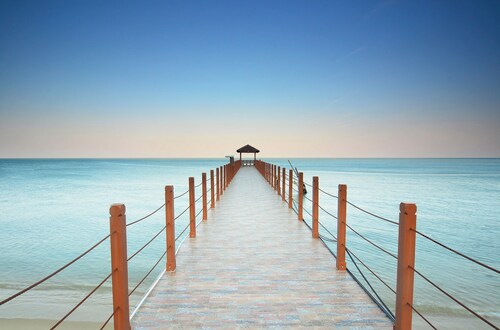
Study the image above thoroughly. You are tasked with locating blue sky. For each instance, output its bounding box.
[1,0,499,157]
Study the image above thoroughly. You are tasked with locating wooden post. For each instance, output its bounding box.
[220,166,223,196]
[336,184,347,270]
[288,169,293,209]
[274,165,277,190]
[282,167,286,202]
[395,203,417,330]
[216,168,220,201]
[210,170,215,208]
[202,173,207,220]
[165,186,176,271]
[109,204,130,330]
[277,166,281,195]
[298,172,303,220]
[189,177,196,238]
[312,177,319,238]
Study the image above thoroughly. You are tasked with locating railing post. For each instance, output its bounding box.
[274,165,278,191]
[282,167,286,202]
[298,172,303,220]
[216,168,220,201]
[189,177,196,238]
[271,164,276,190]
[210,170,215,208]
[165,185,176,271]
[288,169,293,209]
[220,166,224,196]
[336,184,347,270]
[109,203,130,330]
[312,177,319,238]
[395,203,417,330]
[202,173,207,220]
[277,166,281,195]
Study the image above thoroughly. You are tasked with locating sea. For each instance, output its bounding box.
[0,158,499,329]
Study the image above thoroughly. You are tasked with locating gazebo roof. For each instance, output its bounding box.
[236,144,260,153]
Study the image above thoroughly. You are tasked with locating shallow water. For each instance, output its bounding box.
[0,158,499,329]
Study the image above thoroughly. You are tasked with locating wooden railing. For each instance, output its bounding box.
[108,159,242,328]
[255,159,418,330]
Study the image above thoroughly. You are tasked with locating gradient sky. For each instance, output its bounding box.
[1,0,499,158]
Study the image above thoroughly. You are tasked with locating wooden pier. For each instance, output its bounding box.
[131,166,392,329]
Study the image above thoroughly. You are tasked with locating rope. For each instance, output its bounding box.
[318,221,337,240]
[100,310,115,330]
[345,223,397,260]
[0,234,110,306]
[319,187,338,199]
[408,303,438,330]
[346,200,398,226]
[319,204,338,220]
[411,266,498,329]
[128,226,166,262]
[346,247,396,295]
[195,181,203,188]
[413,229,500,275]
[318,234,336,243]
[195,208,203,219]
[126,203,165,227]
[50,272,112,329]
[176,222,190,241]
[304,195,313,203]
[345,248,395,320]
[128,250,167,297]
[174,189,189,199]
[174,204,190,221]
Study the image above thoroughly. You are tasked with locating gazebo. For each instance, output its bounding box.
[236,144,260,165]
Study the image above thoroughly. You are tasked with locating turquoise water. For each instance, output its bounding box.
[0,158,499,328]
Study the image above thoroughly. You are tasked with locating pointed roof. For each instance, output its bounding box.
[236,144,260,153]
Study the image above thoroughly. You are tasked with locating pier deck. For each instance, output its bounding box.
[132,166,392,329]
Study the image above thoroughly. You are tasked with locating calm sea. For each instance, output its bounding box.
[0,158,499,329]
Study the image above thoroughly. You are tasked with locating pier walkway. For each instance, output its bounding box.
[131,167,392,329]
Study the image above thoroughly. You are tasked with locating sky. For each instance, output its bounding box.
[0,0,499,158]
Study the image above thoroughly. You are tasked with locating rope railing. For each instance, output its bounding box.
[51,272,112,329]
[408,303,437,330]
[410,265,498,329]
[318,234,336,243]
[345,248,395,320]
[319,204,338,219]
[318,187,338,199]
[261,161,500,329]
[176,222,191,241]
[100,309,115,330]
[174,189,189,199]
[0,163,236,329]
[318,220,337,241]
[0,234,110,306]
[413,228,500,275]
[346,200,399,226]
[99,310,116,330]
[345,223,397,260]
[128,250,167,297]
[126,203,165,227]
[174,204,190,221]
[346,247,396,295]
[128,226,166,262]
